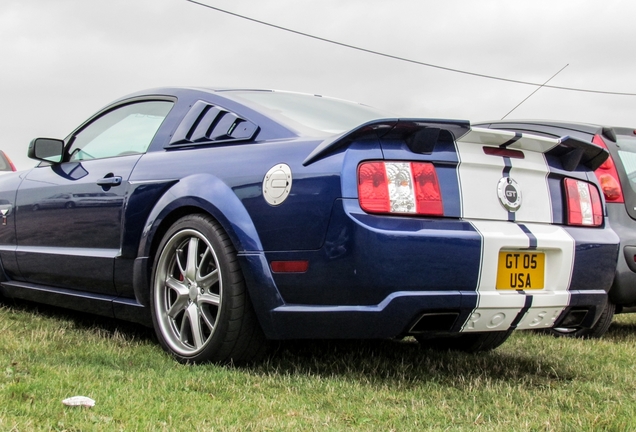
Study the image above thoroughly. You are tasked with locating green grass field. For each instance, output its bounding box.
[1,299,635,431]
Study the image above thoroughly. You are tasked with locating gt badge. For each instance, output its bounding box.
[263,164,292,206]
[497,177,522,212]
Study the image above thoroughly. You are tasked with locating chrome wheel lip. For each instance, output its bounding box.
[154,228,223,357]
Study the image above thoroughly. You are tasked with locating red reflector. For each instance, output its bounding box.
[483,146,525,159]
[270,261,309,273]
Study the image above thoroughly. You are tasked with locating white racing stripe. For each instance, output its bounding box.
[461,220,575,332]
[455,128,575,333]
[455,138,553,223]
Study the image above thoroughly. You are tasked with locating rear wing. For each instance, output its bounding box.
[303,118,470,166]
[465,127,609,171]
[303,120,608,171]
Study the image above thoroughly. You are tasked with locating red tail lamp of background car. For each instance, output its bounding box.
[592,134,624,203]
[357,161,443,216]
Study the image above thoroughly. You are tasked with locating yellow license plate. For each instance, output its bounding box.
[496,251,545,290]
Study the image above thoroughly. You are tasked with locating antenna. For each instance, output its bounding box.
[501,64,569,120]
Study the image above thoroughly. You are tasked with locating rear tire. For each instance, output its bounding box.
[150,214,266,364]
[549,300,615,339]
[416,330,512,353]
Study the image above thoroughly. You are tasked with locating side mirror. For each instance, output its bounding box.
[28,138,64,163]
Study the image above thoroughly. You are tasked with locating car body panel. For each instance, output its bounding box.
[14,155,138,294]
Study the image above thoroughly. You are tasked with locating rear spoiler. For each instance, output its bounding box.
[465,127,609,171]
[303,121,609,171]
[302,118,470,166]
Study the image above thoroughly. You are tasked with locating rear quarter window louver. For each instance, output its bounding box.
[167,100,259,148]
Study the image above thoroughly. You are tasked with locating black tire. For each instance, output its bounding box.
[549,300,615,339]
[65,201,75,209]
[150,214,267,364]
[416,330,512,353]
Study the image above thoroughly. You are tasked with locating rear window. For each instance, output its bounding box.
[224,91,392,137]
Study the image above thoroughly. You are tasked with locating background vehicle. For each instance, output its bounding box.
[0,89,619,363]
[0,151,16,174]
[475,120,635,337]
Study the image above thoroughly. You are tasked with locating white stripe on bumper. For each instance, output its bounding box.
[461,220,575,332]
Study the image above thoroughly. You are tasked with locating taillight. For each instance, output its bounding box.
[592,135,624,203]
[358,161,443,216]
[564,178,603,226]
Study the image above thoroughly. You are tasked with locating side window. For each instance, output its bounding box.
[68,101,173,162]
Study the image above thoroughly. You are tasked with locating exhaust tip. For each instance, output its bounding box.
[409,312,459,333]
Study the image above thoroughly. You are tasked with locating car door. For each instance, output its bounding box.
[15,100,173,294]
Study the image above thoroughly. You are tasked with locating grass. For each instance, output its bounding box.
[1,299,636,431]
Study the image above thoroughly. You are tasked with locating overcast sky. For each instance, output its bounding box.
[2,0,635,169]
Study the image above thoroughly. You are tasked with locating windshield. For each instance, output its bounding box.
[223,91,393,137]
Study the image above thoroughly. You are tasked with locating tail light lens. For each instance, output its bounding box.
[592,135,624,203]
[564,178,603,226]
[358,161,443,216]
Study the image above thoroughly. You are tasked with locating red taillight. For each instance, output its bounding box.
[592,135,624,203]
[357,162,390,213]
[412,162,443,215]
[564,178,603,226]
[357,161,444,216]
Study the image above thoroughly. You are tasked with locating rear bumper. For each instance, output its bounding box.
[242,199,618,340]
[266,290,607,339]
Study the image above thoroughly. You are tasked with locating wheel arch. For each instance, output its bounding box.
[132,173,265,308]
[139,173,263,255]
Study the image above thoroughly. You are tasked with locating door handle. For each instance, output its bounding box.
[96,176,122,187]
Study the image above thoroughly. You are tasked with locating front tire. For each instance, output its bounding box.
[150,214,266,364]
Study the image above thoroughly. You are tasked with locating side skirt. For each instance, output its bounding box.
[0,281,151,326]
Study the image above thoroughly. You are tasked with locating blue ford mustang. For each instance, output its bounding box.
[0,88,620,363]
